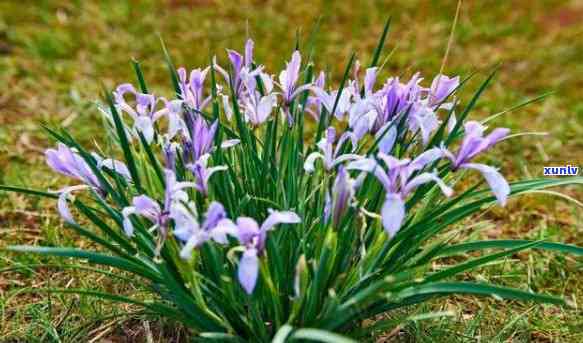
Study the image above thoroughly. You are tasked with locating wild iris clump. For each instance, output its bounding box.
[3,21,582,342]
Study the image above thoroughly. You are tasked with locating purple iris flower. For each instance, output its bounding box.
[243,92,277,126]
[408,103,440,146]
[429,74,460,107]
[441,121,511,205]
[177,67,211,111]
[181,113,239,164]
[162,99,187,140]
[347,98,376,142]
[213,210,301,294]
[306,71,326,120]
[324,166,355,227]
[278,51,302,103]
[374,123,398,155]
[215,39,256,98]
[382,77,409,117]
[163,141,178,172]
[363,67,378,98]
[172,201,232,259]
[46,144,100,224]
[277,51,312,124]
[239,67,277,126]
[186,154,228,196]
[446,121,510,169]
[349,66,378,102]
[304,127,362,173]
[46,143,101,190]
[347,148,452,237]
[113,84,168,143]
[182,114,218,163]
[344,66,384,139]
[122,169,196,237]
[227,50,244,94]
[310,86,353,121]
[96,157,131,181]
[369,73,423,133]
[46,144,130,224]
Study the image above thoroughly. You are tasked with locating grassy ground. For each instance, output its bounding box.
[1,0,582,341]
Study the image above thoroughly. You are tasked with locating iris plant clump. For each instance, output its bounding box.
[3,22,582,342]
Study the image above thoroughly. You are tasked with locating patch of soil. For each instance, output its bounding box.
[539,5,583,30]
[166,0,216,9]
[0,31,12,55]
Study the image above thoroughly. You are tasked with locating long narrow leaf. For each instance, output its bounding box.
[396,282,566,306]
[438,240,583,257]
[6,246,160,282]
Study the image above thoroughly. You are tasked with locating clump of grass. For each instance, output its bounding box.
[1,18,582,342]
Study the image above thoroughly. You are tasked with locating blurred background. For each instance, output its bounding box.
[0,0,581,341]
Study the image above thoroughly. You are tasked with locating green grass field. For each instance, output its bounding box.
[1,1,581,341]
